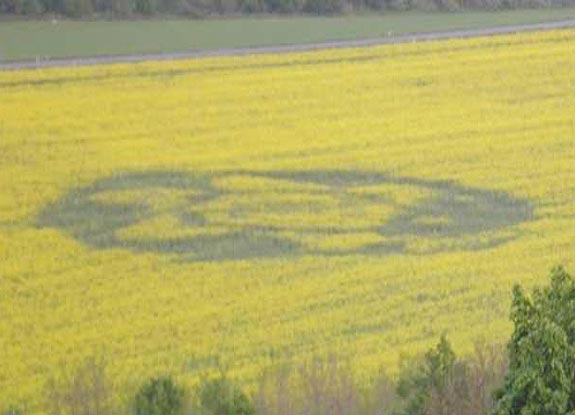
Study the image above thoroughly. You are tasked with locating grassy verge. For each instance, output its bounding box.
[1,9,575,61]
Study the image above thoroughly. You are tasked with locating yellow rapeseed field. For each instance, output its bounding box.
[1,29,575,411]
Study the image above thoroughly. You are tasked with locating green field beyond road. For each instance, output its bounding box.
[1,9,575,61]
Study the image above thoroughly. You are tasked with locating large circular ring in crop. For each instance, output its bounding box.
[37,170,534,261]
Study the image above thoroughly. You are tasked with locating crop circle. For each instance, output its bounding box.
[37,170,534,261]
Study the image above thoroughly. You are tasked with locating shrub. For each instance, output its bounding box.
[134,0,156,13]
[238,0,265,12]
[303,0,344,13]
[2,406,25,415]
[62,0,92,16]
[133,376,186,415]
[262,0,300,12]
[108,0,135,16]
[492,266,575,415]
[397,334,457,415]
[198,376,254,415]
[22,0,44,13]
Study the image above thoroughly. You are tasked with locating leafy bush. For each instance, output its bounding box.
[303,0,344,13]
[198,377,255,415]
[2,406,25,415]
[261,0,300,11]
[133,376,186,415]
[134,0,156,14]
[493,266,575,415]
[1,0,575,16]
[396,335,509,415]
[22,0,44,13]
[62,0,92,16]
[397,334,457,415]
[238,0,265,11]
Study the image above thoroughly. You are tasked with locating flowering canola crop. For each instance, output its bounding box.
[1,29,575,411]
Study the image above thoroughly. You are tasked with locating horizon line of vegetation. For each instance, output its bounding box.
[1,0,574,21]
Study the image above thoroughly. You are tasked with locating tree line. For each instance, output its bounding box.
[0,0,574,18]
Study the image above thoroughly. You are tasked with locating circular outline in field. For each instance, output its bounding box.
[36,170,534,261]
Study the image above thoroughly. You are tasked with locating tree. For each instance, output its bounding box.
[2,406,24,415]
[493,266,575,415]
[134,0,156,14]
[22,0,44,14]
[396,334,457,415]
[133,376,186,415]
[62,0,92,16]
[198,377,255,415]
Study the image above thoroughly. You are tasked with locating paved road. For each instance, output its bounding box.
[1,19,575,71]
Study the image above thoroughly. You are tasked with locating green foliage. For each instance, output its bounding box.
[0,0,25,13]
[261,0,299,11]
[198,377,255,415]
[133,376,186,415]
[396,334,457,415]
[2,406,24,415]
[303,0,344,13]
[238,0,264,11]
[492,266,575,415]
[1,0,572,15]
[134,0,156,13]
[62,0,92,16]
[22,0,44,13]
